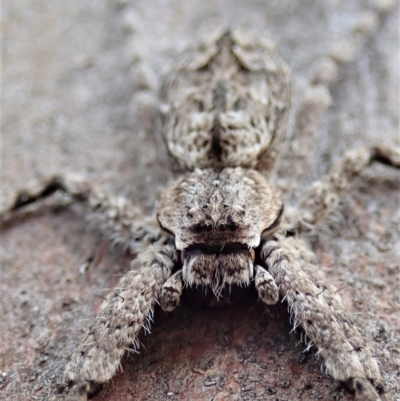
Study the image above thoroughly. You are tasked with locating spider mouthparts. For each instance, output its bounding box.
[184,241,250,255]
[181,243,254,288]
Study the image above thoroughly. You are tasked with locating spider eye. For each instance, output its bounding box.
[219,223,227,231]
[192,223,203,233]
[196,99,205,111]
[228,222,239,231]
[205,223,213,232]
[226,215,239,231]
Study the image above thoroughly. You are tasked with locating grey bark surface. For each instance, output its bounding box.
[1,1,399,400]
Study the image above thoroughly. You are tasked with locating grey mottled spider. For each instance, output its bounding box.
[1,9,400,401]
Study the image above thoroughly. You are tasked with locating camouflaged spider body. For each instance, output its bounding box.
[2,25,400,401]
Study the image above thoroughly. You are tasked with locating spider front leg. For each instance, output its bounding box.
[260,236,385,401]
[1,174,160,251]
[56,243,178,400]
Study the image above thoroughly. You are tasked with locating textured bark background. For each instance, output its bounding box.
[1,1,399,400]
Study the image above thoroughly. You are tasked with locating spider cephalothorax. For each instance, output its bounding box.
[158,167,282,288]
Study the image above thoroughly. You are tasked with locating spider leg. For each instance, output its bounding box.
[159,264,281,311]
[0,174,160,251]
[296,146,400,227]
[254,264,279,305]
[160,269,184,312]
[56,243,178,400]
[277,2,397,183]
[260,236,385,401]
